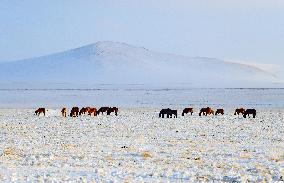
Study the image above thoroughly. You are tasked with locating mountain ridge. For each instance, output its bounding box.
[0,41,280,87]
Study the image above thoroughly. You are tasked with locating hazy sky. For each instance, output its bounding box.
[1,0,284,67]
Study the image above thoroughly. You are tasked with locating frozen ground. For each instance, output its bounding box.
[0,108,283,182]
[0,88,283,181]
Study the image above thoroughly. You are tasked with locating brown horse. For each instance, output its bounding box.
[243,109,256,118]
[70,107,79,117]
[215,109,224,115]
[61,108,67,117]
[234,108,246,115]
[182,108,193,116]
[97,107,110,115]
[199,107,214,116]
[79,107,90,115]
[107,107,118,116]
[35,108,46,116]
[88,108,97,116]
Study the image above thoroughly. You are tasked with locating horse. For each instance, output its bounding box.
[171,110,178,118]
[79,107,90,115]
[182,108,193,116]
[199,107,214,116]
[243,109,256,118]
[61,108,67,117]
[70,107,79,117]
[35,108,45,116]
[215,109,224,115]
[159,108,177,118]
[97,107,110,115]
[107,107,118,116]
[88,108,97,116]
[234,108,246,115]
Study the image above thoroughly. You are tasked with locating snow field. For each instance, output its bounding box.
[0,108,283,182]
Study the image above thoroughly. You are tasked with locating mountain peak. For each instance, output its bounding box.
[68,41,149,58]
[0,41,280,87]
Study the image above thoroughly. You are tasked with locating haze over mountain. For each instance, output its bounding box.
[0,41,281,88]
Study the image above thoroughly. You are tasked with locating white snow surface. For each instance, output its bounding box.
[0,41,282,88]
[0,108,283,182]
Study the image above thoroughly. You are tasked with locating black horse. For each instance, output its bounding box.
[159,108,177,118]
[107,107,118,116]
[97,107,110,115]
[243,109,256,118]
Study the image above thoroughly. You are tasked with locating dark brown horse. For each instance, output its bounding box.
[234,108,246,115]
[61,108,67,117]
[79,107,90,115]
[97,107,110,115]
[35,108,46,116]
[88,108,97,116]
[107,107,118,116]
[70,107,79,117]
[199,107,214,116]
[215,109,224,115]
[182,108,193,116]
[243,109,256,118]
[159,108,177,118]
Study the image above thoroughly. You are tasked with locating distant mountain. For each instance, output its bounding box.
[0,41,280,88]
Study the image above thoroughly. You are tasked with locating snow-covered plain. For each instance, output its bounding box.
[0,108,283,182]
[0,88,284,181]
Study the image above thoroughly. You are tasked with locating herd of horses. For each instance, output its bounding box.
[35,107,118,117]
[159,107,256,118]
[35,107,257,119]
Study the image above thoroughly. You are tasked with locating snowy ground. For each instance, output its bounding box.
[0,108,283,182]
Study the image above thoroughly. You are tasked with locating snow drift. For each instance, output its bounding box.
[0,41,280,87]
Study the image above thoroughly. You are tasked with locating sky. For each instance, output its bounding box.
[0,0,284,69]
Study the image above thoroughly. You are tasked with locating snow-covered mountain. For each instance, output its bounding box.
[0,41,281,88]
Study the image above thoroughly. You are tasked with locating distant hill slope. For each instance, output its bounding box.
[0,41,280,88]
